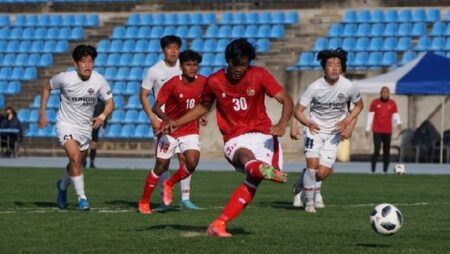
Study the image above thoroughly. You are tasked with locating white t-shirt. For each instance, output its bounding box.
[141,59,181,98]
[299,75,361,134]
[50,70,112,132]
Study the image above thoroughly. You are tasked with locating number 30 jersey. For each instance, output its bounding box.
[156,74,207,138]
[202,66,283,142]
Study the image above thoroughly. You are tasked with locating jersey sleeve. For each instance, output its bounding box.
[260,68,283,97]
[392,101,398,113]
[99,77,113,101]
[299,84,315,108]
[49,72,65,89]
[201,77,217,105]
[155,79,173,105]
[349,83,362,103]
[141,68,156,91]
[369,100,376,112]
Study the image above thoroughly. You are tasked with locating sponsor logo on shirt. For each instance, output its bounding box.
[106,90,112,95]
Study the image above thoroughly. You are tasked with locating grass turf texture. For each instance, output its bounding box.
[1,167,449,253]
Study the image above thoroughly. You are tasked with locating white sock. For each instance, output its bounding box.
[70,174,87,201]
[180,175,191,201]
[158,170,170,200]
[60,167,71,191]
[303,168,317,203]
[314,180,322,195]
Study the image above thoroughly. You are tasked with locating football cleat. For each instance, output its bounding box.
[138,200,151,214]
[56,180,67,209]
[207,220,232,238]
[305,201,316,213]
[314,193,325,209]
[293,191,305,207]
[179,200,200,209]
[162,180,173,206]
[78,198,90,211]
[259,164,288,183]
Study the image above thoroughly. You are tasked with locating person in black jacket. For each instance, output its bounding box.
[3,106,23,157]
[82,99,107,168]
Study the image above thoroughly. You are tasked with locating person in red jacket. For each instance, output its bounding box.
[366,86,402,173]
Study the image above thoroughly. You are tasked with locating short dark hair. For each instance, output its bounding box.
[317,48,348,72]
[5,106,16,117]
[72,44,97,62]
[225,38,256,65]
[179,50,202,64]
[160,35,182,49]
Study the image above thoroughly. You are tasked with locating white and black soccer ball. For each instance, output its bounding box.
[394,164,405,175]
[370,203,403,236]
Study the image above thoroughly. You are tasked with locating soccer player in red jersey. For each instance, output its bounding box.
[366,86,402,173]
[137,50,206,214]
[163,38,294,237]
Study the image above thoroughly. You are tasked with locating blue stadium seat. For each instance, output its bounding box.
[70,27,84,40]
[11,67,25,80]
[400,51,416,65]
[30,95,41,108]
[201,53,214,66]
[112,81,126,95]
[343,10,357,23]
[123,109,138,123]
[22,28,34,40]
[313,38,328,52]
[121,40,135,53]
[0,15,9,26]
[353,52,369,67]
[246,12,259,24]
[214,39,228,53]
[256,39,270,52]
[370,10,384,23]
[342,37,355,51]
[104,67,117,80]
[119,124,135,138]
[257,25,271,38]
[125,95,140,109]
[368,37,382,51]
[412,8,426,22]
[205,25,219,38]
[296,52,314,68]
[125,81,139,95]
[187,26,201,39]
[190,38,204,52]
[137,110,149,124]
[357,10,371,23]
[356,23,370,37]
[125,26,138,39]
[269,25,285,38]
[381,52,397,67]
[415,36,430,51]
[446,10,450,22]
[46,109,57,123]
[383,23,397,37]
[49,15,63,27]
[109,40,123,53]
[232,12,246,25]
[26,123,39,137]
[136,27,150,39]
[118,53,132,66]
[144,53,157,66]
[10,27,23,40]
[190,13,203,25]
[152,13,165,25]
[244,25,258,38]
[129,67,142,81]
[106,53,120,66]
[6,41,19,53]
[382,37,397,51]
[95,53,107,67]
[367,52,382,67]
[130,53,145,66]
[23,67,37,80]
[285,11,299,24]
[43,40,56,53]
[342,23,357,37]
[202,39,217,52]
[25,15,38,27]
[203,12,216,25]
[38,53,52,67]
[429,37,445,51]
[127,13,140,26]
[55,40,68,53]
[113,96,124,109]
[328,23,343,37]
[114,67,129,80]
[0,28,8,40]
[17,108,30,122]
[165,13,178,25]
[385,10,398,23]
[430,22,445,37]
[0,81,7,94]
[328,38,342,49]
[106,124,121,138]
[411,22,426,37]
[398,9,412,23]
[97,40,110,53]
[426,9,440,23]
[62,15,75,26]
[46,27,59,40]
[162,26,176,36]
[0,67,11,80]
[174,25,188,38]
[271,12,285,24]
[47,94,60,108]
[212,53,226,67]
[134,40,148,53]
[177,13,190,25]
[74,15,87,27]
[150,26,163,39]
[5,81,20,94]
[220,12,233,24]
[2,53,15,66]
[14,54,27,66]
[139,13,152,26]
[134,124,151,138]
[199,67,213,76]
[218,25,231,38]
[231,25,245,38]
[397,22,412,37]
[396,37,412,51]
[355,37,369,51]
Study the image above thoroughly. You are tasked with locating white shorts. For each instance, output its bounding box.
[223,132,283,172]
[155,134,201,160]
[303,127,341,168]
[56,122,91,151]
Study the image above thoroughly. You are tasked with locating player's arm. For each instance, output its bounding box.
[341,114,358,140]
[38,82,52,128]
[336,99,363,134]
[168,101,211,132]
[152,101,169,121]
[293,102,320,134]
[93,98,114,129]
[140,87,160,130]
[290,119,300,140]
[270,90,294,137]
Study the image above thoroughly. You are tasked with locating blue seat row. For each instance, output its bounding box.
[105,123,154,139]
[97,39,187,53]
[127,12,216,26]
[0,26,84,40]
[0,67,37,80]
[111,81,140,95]
[0,40,69,53]
[0,81,21,94]
[112,95,154,109]
[204,24,285,39]
[96,52,162,67]
[19,108,57,123]
[342,8,441,23]
[190,38,270,53]
[112,25,203,39]
[0,53,53,67]
[13,14,99,27]
[219,11,299,25]
[94,67,145,81]
[29,94,60,109]
[0,94,4,108]
[110,109,150,123]
[328,22,437,38]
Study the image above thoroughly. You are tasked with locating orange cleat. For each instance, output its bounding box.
[138,200,151,214]
[207,220,232,238]
[162,180,173,206]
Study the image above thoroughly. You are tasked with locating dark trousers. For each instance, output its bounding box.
[371,132,392,173]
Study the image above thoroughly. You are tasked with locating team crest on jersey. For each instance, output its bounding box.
[247,88,255,96]
[222,93,226,98]
[338,93,345,100]
[87,88,95,95]
[179,93,184,98]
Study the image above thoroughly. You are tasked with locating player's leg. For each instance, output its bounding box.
[292,168,305,207]
[63,139,89,210]
[303,128,323,212]
[382,134,391,173]
[176,152,198,208]
[89,140,98,168]
[56,163,71,209]
[371,133,382,173]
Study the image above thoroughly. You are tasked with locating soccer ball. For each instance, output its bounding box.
[394,164,405,174]
[370,203,403,236]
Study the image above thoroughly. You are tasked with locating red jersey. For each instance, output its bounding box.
[156,74,207,138]
[202,66,283,142]
[369,98,398,134]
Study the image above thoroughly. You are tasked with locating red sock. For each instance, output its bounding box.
[244,160,265,181]
[166,164,191,187]
[141,170,159,201]
[217,183,257,223]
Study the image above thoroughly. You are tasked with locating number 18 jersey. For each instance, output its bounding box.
[202,66,283,142]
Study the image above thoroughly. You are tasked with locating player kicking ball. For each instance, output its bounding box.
[291,48,363,213]
[163,39,293,237]
[138,50,206,214]
[38,44,114,210]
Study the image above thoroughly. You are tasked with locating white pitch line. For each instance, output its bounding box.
[1,202,449,214]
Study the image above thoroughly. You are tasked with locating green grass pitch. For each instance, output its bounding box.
[1,167,449,253]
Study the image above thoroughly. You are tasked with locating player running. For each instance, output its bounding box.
[138,50,206,214]
[38,44,114,210]
[291,48,363,213]
[163,38,293,237]
[139,35,200,211]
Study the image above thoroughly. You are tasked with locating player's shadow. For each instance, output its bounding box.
[135,224,249,236]
[356,243,391,248]
[105,200,138,208]
[256,200,299,210]
[14,201,55,207]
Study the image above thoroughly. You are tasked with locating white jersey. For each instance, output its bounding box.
[141,59,181,97]
[50,70,112,132]
[299,76,361,134]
